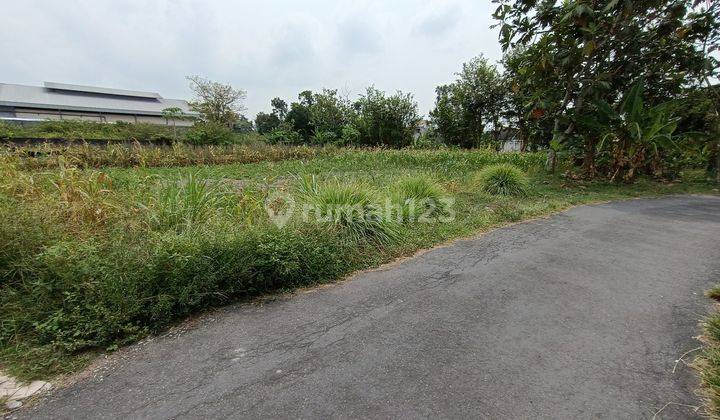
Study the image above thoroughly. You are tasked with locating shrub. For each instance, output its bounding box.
[0,122,14,139]
[476,164,529,196]
[139,173,232,231]
[311,130,338,145]
[392,176,448,223]
[340,124,361,145]
[265,129,302,145]
[301,182,399,244]
[680,169,709,183]
[184,122,235,145]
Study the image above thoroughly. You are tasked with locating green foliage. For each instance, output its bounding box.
[187,75,246,128]
[476,163,529,196]
[695,287,720,416]
[310,129,337,145]
[392,176,448,222]
[1,120,177,142]
[2,142,332,170]
[340,124,361,145]
[0,121,15,139]
[301,182,399,244]
[430,56,506,148]
[707,286,720,302]
[265,128,303,145]
[140,173,232,232]
[309,89,356,142]
[354,87,420,148]
[285,91,315,140]
[493,0,718,173]
[254,111,282,135]
[591,81,680,181]
[1,147,712,381]
[184,122,235,145]
[258,86,419,148]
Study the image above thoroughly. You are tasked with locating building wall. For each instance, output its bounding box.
[8,107,194,126]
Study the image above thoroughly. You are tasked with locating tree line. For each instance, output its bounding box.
[186,0,719,182]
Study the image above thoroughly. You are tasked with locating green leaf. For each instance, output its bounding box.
[603,0,620,12]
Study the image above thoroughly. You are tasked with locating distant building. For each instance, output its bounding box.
[0,82,198,126]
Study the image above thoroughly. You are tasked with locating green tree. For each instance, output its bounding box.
[285,90,315,141]
[493,0,713,175]
[355,87,420,148]
[430,56,506,148]
[186,76,246,128]
[309,89,356,143]
[161,107,186,140]
[233,115,254,133]
[254,112,281,134]
[270,98,289,120]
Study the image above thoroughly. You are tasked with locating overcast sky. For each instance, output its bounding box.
[2,0,502,118]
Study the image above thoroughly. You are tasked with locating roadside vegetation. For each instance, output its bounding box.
[0,0,718,392]
[1,147,717,381]
[695,289,720,418]
[1,142,339,170]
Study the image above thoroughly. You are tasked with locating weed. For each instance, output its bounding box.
[476,163,530,196]
[302,182,399,244]
[391,176,448,223]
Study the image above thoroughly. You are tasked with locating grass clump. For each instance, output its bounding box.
[301,181,399,244]
[140,173,233,232]
[695,292,720,418]
[392,176,449,223]
[0,147,716,381]
[476,163,529,196]
[707,286,720,302]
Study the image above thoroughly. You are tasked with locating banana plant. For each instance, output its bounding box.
[591,80,679,182]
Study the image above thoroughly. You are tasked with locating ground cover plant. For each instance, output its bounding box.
[0,147,717,382]
[0,142,339,170]
[695,288,720,418]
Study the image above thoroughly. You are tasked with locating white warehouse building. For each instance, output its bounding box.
[0,82,198,126]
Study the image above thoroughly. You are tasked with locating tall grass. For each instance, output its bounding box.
[301,181,399,244]
[140,173,233,232]
[391,176,448,223]
[1,147,707,381]
[475,164,530,196]
[695,289,720,417]
[1,142,338,170]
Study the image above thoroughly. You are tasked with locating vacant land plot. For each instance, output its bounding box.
[0,147,717,381]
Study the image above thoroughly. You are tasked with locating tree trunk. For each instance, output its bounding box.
[582,136,597,178]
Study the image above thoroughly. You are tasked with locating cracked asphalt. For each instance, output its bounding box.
[18,195,720,419]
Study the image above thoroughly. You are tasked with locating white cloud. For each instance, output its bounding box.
[0,0,502,117]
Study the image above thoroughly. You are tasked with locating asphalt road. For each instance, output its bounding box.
[19,195,720,419]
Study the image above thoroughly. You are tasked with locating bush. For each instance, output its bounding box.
[0,121,14,139]
[354,87,420,148]
[266,129,302,145]
[301,182,399,244]
[311,130,338,145]
[680,169,710,183]
[139,173,233,232]
[392,176,448,223]
[476,163,529,196]
[340,124,361,145]
[184,122,234,145]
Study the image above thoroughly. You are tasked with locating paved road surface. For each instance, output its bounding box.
[19,196,720,419]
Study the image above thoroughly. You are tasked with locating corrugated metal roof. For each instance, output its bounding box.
[0,83,198,117]
[43,81,162,99]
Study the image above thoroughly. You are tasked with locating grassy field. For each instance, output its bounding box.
[1,147,717,381]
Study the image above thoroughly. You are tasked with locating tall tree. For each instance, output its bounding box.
[493,0,712,174]
[285,90,315,141]
[430,56,505,148]
[186,76,246,128]
[355,87,420,148]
